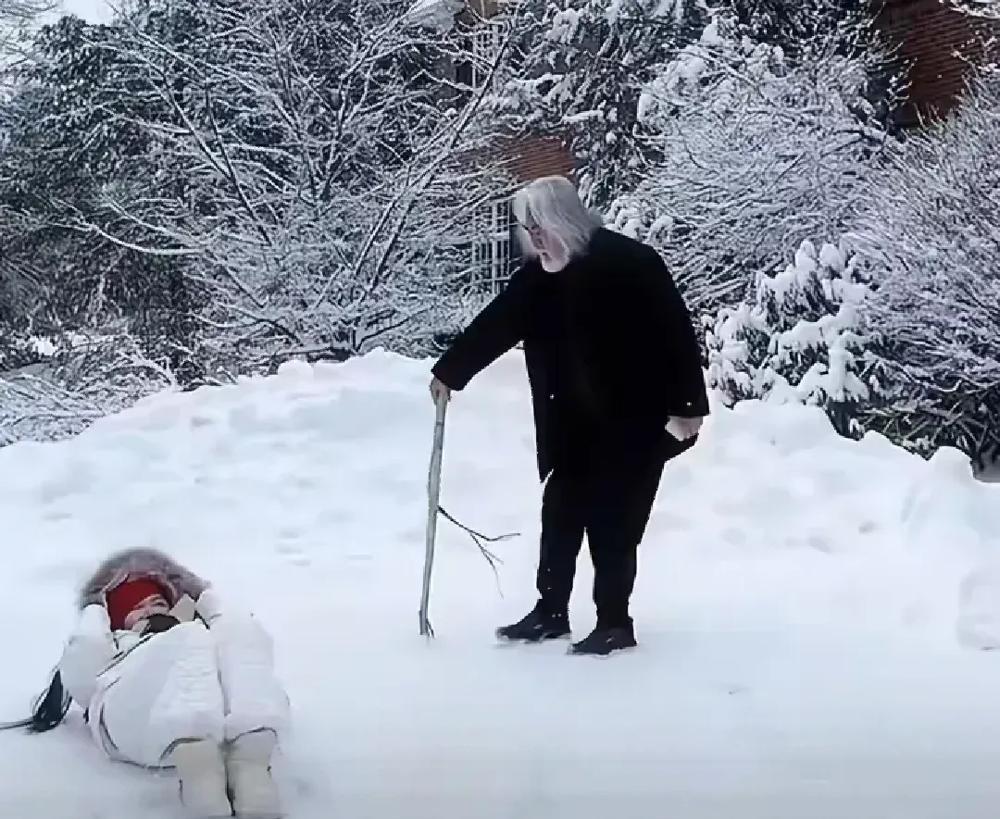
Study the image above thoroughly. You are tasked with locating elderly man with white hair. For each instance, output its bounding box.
[430,176,709,657]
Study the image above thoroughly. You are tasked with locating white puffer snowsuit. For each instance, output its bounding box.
[59,549,289,768]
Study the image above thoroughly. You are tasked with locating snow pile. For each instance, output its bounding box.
[1,350,1000,818]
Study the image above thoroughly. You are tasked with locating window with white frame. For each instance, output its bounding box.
[472,197,515,294]
[470,20,507,92]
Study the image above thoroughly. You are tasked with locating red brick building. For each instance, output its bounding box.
[878,0,1000,125]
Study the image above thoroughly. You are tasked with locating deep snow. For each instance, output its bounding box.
[2,350,1000,819]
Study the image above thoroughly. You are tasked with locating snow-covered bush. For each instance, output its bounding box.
[0,0,47,57]
[0,327,48,372]
[0,327,175,446]
[707,239,874,437]
[849,70,1000,462]
[606,12,897,312]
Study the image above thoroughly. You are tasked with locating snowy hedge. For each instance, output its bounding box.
[707,239,875,438]
[849,71,1000,462]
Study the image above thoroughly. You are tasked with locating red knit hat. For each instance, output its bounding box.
[106,578,170,631]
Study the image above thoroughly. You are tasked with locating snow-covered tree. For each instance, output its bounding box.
[606,11,897,312]
[496,0,711,205]
[707,238,874,437]
[7,0,510,378]
[725,0,875,48]
[849,69,1000,461]
[1,10,204,383]
[0,0,518,443]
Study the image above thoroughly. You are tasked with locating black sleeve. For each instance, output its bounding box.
[432,269,533,391]
[636,248,710,418]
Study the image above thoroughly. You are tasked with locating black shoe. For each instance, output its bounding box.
[569,623,637,656]
[495,603,571,643]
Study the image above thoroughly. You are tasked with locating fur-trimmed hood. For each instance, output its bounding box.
[79,548,208,611]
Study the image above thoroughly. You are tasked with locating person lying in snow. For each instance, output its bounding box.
[430,176,709,657]
[55,548,290,819]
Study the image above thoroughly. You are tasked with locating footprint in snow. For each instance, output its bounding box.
[651,511,692,531]
[275,544,311,567]
[722,527,748,546]
[807,534,834,554]
[38,465,95,502]
[320,508,353,525]
[289,474,319,490]
[395,527,423,544]
[42,508,73,522]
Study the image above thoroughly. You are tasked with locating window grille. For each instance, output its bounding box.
[472,197,515,294]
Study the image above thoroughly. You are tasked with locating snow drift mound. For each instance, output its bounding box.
[2,350,1000,819]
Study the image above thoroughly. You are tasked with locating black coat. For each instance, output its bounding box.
[433,228,709,480]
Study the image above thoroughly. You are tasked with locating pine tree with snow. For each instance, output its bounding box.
[707,239,875,438]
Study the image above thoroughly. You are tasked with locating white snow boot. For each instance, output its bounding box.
[171,738,233,819]
[226,729,282,819]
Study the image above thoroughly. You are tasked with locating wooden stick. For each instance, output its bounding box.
[419,392,448,637]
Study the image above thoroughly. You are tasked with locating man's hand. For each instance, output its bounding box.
[429,376,452,405]
[666,416,703,441]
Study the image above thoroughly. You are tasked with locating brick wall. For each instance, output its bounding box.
[877,0,1000,125]
[464,0,578,183]
[502,134,576,183]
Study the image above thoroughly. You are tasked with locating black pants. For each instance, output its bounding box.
[535,449,667,628]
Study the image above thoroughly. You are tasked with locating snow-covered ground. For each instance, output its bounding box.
[2,350,1000,819]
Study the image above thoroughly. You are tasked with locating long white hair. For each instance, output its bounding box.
[511,176,602,261]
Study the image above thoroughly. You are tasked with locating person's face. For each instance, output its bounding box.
[519,216,547,253]
[530,229,549,256]
[518,214,563,268]
[125,592,172,630]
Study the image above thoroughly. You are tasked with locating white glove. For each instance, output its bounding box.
[60,605,115,707]
[195,587,225,626]
[170,594,198,623]
[666,416,703,442]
